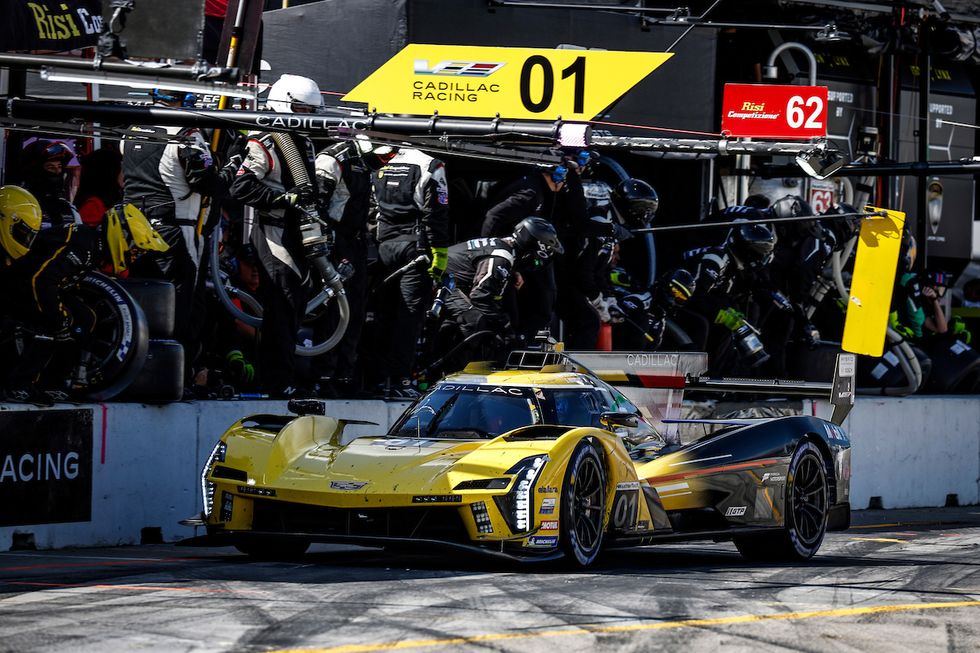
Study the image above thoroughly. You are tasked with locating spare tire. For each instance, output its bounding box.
[117,278,176,339]
[122,339,185,402]
[71,273,150,401]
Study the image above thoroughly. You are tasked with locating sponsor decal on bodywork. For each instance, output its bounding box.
[527,535,559,547]
[540,497,556,514]
[330,481,368,491]
[372,438,437,449]
[412,495,463,503]
[725,506,747,517]
[237,485,276,497]
[539,520,559,531]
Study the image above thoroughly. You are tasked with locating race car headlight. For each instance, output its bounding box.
[201,441,227,518]
[494,454,548,534]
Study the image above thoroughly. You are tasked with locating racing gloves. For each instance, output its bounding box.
[714,307,746,331]
[589,294,625,324]
[226,350,256,384]
[428,247,449,280]
[275,184,313,209]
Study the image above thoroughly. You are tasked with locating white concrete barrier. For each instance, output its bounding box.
[0,400,409,551]
[0,395,977,550]
[819,396,980,510]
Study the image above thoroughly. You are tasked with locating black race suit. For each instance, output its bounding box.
[373,148,450,382]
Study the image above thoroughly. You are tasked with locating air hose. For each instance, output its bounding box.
[269,131,349,355]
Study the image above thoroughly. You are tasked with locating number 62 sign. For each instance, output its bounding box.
[721,83,828,139]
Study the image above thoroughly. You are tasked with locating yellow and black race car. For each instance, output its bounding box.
[184,348,854,567]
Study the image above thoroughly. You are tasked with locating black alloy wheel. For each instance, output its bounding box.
[560,439,607,567]
[790,444,829,550]
[734,440,829,561]
[68,273,150,401]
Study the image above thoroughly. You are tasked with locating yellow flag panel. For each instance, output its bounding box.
[343,44,672,121]
[841,206,906,357]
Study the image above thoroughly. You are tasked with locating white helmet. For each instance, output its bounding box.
[353,134,395,157]
[267,74,323,114]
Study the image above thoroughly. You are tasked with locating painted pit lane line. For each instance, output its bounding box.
[265,601,980,653]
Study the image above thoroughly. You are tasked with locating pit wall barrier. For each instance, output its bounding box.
[0,396,978,550]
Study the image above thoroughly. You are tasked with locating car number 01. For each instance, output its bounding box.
[787,95,824,130]
[520,55,586,114]
[612,489,639,530]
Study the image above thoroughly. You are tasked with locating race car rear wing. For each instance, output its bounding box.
[565,351,856,427]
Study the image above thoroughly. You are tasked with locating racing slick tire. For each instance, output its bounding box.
[71,273,150,402]
[116,278,176,339]
[560,439,607,568]
[734,440,829,562]
[121,339,185,402]
[234,536,311,560]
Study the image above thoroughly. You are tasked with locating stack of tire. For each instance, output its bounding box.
[117,279,184,402]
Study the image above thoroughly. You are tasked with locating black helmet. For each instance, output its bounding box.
[512,217,564,265]
[821,202,862,246]
[770,194,819,241]
[663,268,696,306]
[612,178,659,228]
[770,194,814,220]
[726,223,776,270]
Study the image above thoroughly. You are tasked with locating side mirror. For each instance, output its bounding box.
[600,412,639,430]
[288,399,326,416]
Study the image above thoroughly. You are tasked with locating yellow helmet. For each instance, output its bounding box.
[0,186,43,260]
[104,203,169,274]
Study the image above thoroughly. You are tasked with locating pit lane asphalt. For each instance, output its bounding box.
[1,508,979,653]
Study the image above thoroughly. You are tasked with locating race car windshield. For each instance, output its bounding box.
[389,384,540,439]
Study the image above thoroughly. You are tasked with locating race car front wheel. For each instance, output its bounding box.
[560,439,607,567]
[734,440,829,561]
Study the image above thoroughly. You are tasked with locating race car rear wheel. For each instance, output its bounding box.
[560,439,607,567]
[235,536,311,560]
[734,440,829,561]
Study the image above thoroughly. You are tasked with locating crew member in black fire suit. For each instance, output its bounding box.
[19,140,80,229]
[230,74,332,397]
[554,150,629,348]
[4,204,167,403]
[679,221,776,370]
[444,217,564,342]
[312,136,379,397]
[480,163,568,341]
[373,145,451,398]
[614,268,697,350]
[122,88,241,356]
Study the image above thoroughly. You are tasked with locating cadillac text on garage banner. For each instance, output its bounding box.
[0,409,93,527]
[344,44,672,121]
